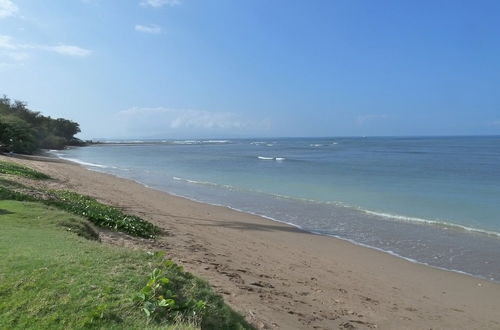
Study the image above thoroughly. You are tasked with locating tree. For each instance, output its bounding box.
[53,118,81,140]
[0,94,83,154]
[0,117,37,153]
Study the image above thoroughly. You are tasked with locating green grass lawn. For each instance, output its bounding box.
[0,200,250,329]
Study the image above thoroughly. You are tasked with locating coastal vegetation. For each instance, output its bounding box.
[0,160,51,179]
[0,161,252,329]
[0,95,84,154]
[47,190,160,238]
[0,160,159,238]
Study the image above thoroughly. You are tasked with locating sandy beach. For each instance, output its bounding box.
[3,153,500,330]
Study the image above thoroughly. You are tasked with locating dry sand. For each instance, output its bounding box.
[3,154,500,330]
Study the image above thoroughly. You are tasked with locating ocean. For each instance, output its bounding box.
[49,136,500,281]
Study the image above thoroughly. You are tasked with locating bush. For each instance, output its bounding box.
[47,190,160,238]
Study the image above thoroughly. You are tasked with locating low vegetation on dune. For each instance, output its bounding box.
[0,160,51,179]
[0,160,159,238]
[47,190,160,238]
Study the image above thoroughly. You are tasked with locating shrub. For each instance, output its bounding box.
[48,190,160,238]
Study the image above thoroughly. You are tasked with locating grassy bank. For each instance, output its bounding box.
[0,200,250,329]
[0,159,252,329]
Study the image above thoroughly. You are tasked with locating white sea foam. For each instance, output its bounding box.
[173,140,200,144]
[172,140,230,145]
[202,140,230,144]
[310,144,323,147]
[361,210,500,238]
[59,157,111,168]
[173,176,212,185]
[257,156,286,161]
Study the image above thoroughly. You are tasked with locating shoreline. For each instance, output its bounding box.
[3,153,500,329]
[46,149,500,282]
[40,151,498,282]
[133,182,493,283]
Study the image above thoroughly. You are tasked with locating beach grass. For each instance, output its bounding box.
[0,160,51,179]
[0,200,251,329]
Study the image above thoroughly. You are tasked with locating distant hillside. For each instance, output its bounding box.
[0,95,84,154]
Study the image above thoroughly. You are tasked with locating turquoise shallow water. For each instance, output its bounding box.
[51,136,500,280]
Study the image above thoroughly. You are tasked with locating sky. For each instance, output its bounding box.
[0,0,499,139]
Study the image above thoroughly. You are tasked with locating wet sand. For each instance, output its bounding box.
[3,153,500,329]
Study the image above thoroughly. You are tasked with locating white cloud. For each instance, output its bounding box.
[0,35,16,49]
[119,107,246,130]
[0,35,92,57]
[356,114,388,125]
[6,51,28,61]
[48,45,92,57]
[134,24,162,34]
[0,0,18,18]
[140,0,181,8]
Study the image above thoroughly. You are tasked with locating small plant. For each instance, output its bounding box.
[0,160,51,179]
[136,251,206,323]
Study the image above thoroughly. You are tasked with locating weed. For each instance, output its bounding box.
[136,251,206,324]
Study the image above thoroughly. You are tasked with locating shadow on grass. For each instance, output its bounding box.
[0,209,14,216]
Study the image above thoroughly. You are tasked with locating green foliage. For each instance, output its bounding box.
[0,116,37,154]
[0,94,83,154]
[0,160,51,179]
[40,134,67,149]
[0,176,158,238]
[136,251,207,324]
[138,252,253,330]
[47,190,160,238]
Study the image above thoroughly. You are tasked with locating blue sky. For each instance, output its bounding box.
[1,0,499,139]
